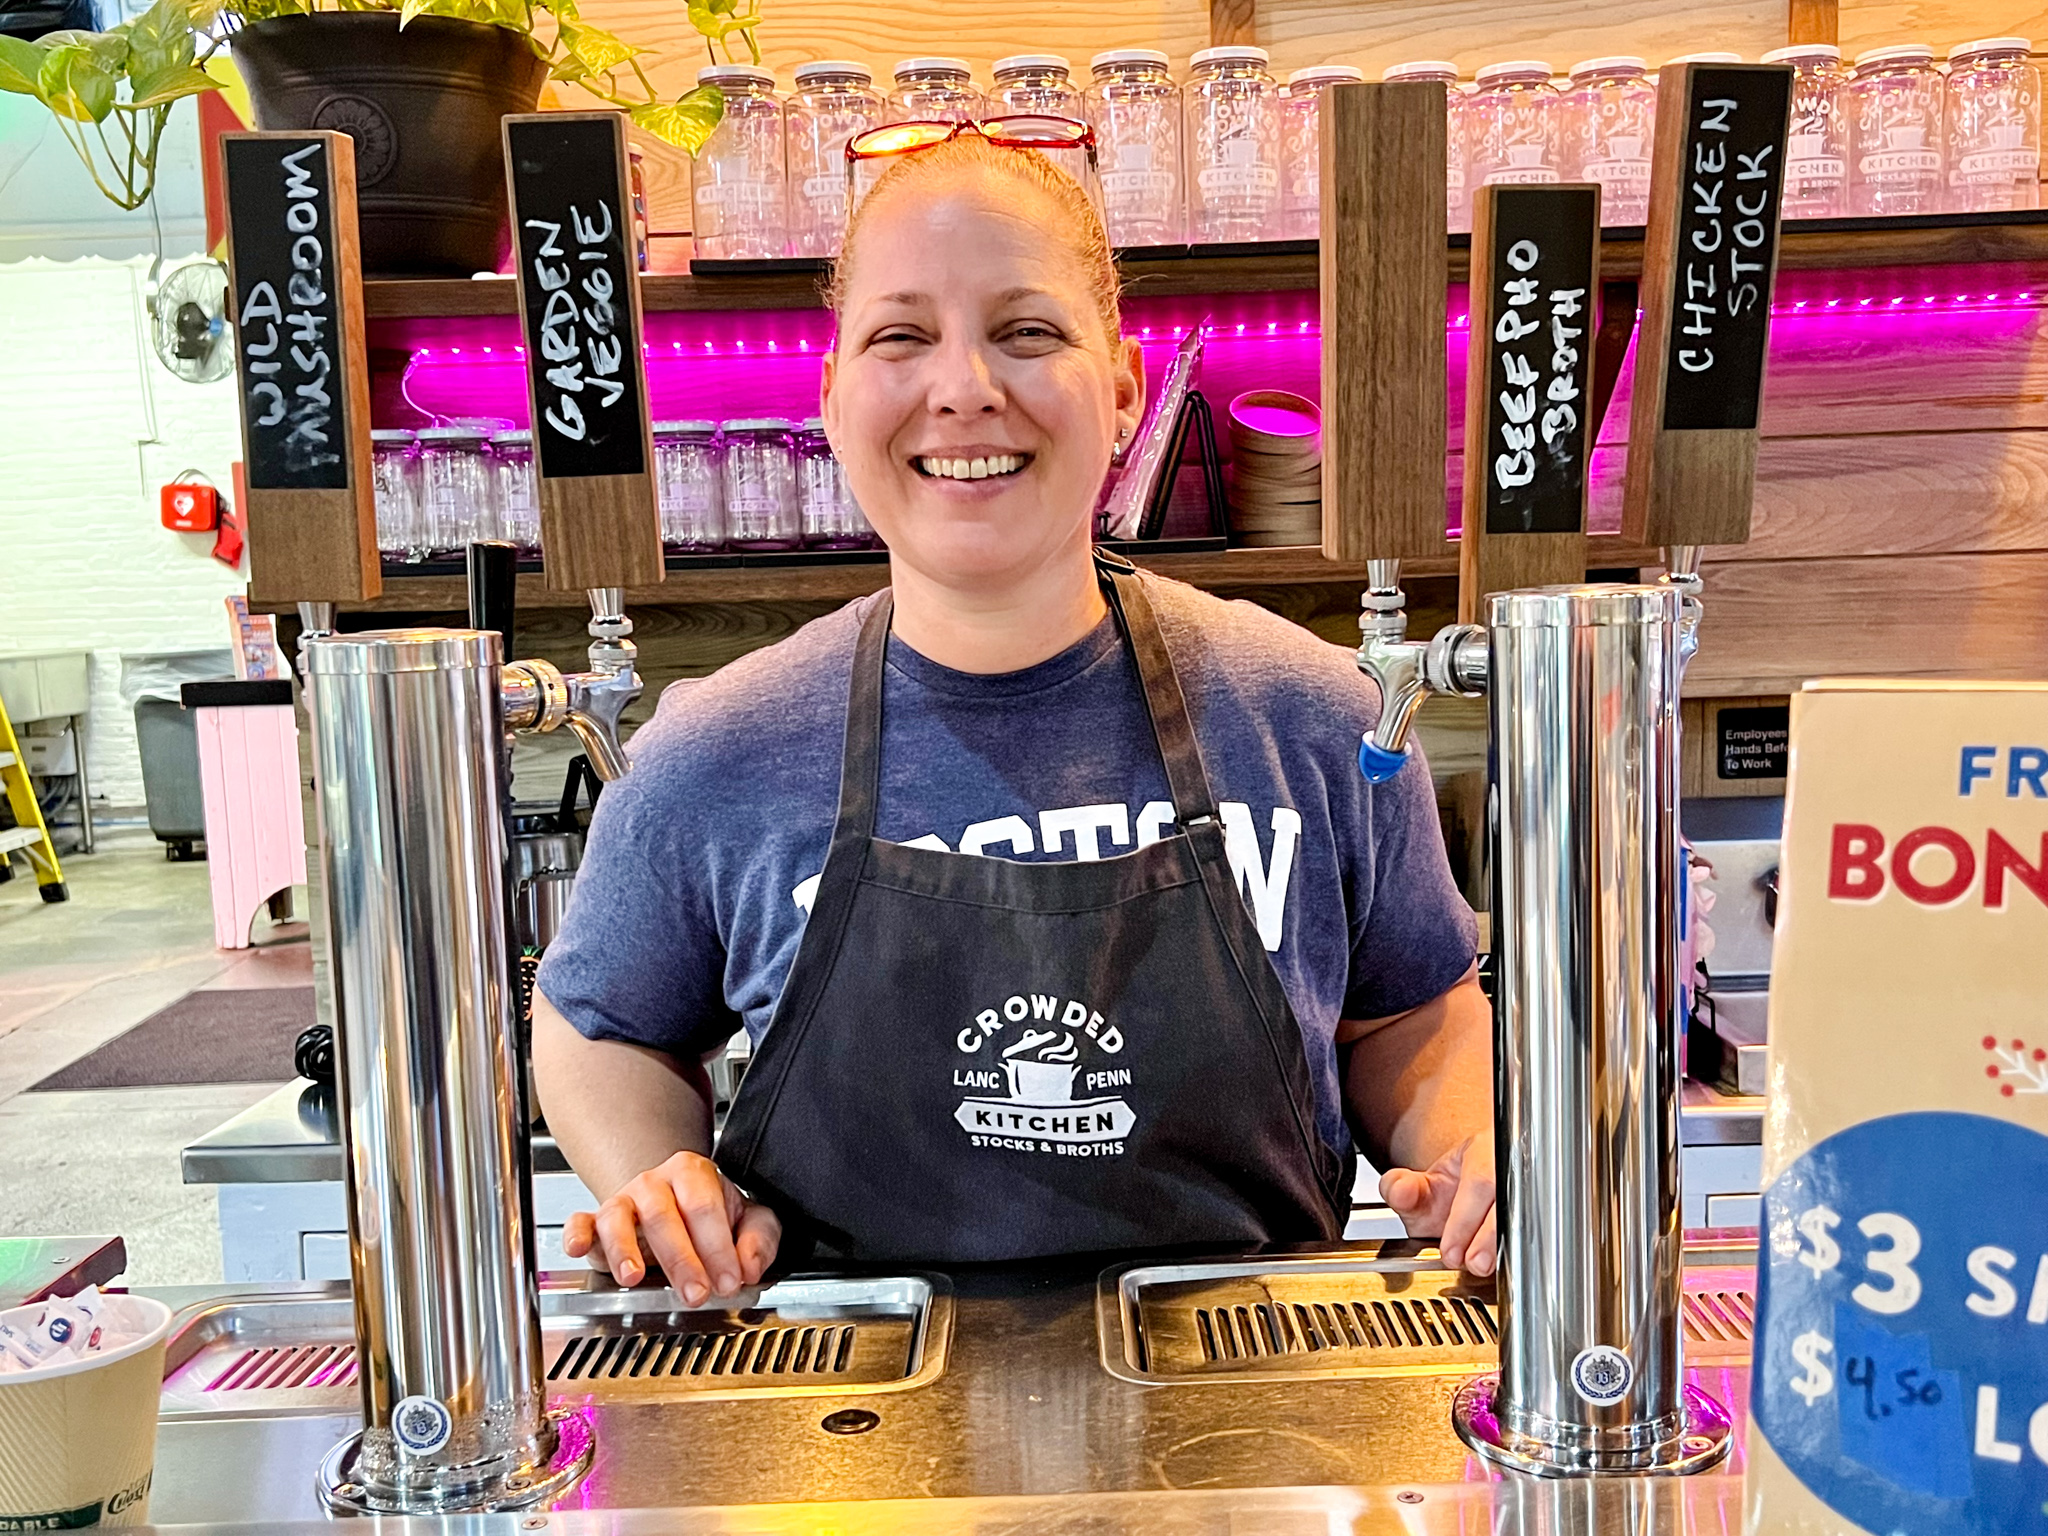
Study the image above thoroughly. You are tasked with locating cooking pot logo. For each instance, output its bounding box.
[953,994,1136,1154]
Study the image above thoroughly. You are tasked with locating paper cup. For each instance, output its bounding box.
[0,1295,173,1528]
[1227,389,1323,454]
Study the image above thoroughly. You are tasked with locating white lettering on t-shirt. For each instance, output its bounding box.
[786,799,1302,950]
[1038,804,1132,862]
[960,815,1035,857]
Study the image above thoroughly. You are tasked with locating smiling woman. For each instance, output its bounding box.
[530,129,1496,1294]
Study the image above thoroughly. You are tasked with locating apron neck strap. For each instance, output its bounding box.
[836,553,1222,842]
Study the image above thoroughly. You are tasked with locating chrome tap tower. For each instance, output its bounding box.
[303,594,639,1513]
[1357,561,1729,1477]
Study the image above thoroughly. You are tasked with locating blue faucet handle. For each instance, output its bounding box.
[1358,735,1408,784]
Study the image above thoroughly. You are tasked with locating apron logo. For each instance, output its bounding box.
[953,994,1136,1157]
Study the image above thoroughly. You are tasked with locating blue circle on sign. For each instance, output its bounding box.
[1753,1110,2048,1536]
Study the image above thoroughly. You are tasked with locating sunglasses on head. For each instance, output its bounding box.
[844,114,1098,164]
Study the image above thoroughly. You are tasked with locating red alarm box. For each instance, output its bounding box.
[161,481,220,532]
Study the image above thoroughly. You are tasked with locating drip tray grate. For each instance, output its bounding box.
[1099,1248,1759,1384]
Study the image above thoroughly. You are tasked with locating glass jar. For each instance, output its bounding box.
[1383,61,1469,232]
[787,61,884,257]
[1946,36,2041,212]
[1278,64,1363,240]
[1185,45,1281,243]
[890,57,983,124]
[414,426,493,557]
[721,418,799,549]
[490,430,539,554]
[993,53,1079,114]
[1763,43,1849,218]
[1468,60,1563,194]
[1664,52,1743,65]
[795,419,873,548]
[370,429,420,562]
[1087,49,1184,247]
[691,65,788,260]
[653,421,725,553]
[1563,56,1656,226]
[1849,44,1945,215]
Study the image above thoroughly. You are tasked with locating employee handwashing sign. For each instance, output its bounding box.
[1746,681,2048,1536]
[954,993,1136,1157]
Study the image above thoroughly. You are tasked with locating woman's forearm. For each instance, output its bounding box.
[531,991,717,1201]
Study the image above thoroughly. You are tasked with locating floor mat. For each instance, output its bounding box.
[30,986,315,1091]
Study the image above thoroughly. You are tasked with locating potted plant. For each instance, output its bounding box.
[0,0,754,275]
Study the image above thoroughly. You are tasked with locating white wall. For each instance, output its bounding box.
[1,89,245,812]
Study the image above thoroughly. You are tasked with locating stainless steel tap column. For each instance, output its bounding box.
[1449,585,1729,1476]
[304,630,593,1513]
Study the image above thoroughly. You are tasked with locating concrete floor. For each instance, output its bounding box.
[0,826,305,1286]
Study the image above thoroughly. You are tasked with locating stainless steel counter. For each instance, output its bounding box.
[139,1246,1758,1526]
[180,1080,1765,1187]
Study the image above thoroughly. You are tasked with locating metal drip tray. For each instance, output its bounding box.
[160,1274,950,1417]
[1097,1244,1757,1385]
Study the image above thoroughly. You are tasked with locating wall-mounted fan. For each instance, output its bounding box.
[146,256,234,384]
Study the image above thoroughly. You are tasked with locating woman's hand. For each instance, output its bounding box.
[562,1151,782,1303]
[1379,1130,1497,1276]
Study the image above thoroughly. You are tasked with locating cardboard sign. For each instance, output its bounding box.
[502,112,663,592]
[1746,680,2048,1536]
[1458,183,1599,614]
[1621,62,1792,549]
[219,130,378,603]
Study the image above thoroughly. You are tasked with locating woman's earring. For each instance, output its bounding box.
[1112,428,1129,466]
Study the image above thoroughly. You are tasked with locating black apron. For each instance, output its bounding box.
[715,554,1350,1264]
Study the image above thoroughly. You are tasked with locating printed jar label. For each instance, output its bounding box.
[695,180,780,214]
[1485,166,1562,185]
[1197,164,1279,195]
[1582,158,1652,186]
[1956,148,2040,176]
[1859,149,1942,176]
[1104,168,1177,197]
[1788,156,1848,182]
[801,173,845,203]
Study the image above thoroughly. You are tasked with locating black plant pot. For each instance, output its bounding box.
[233,13,548,279]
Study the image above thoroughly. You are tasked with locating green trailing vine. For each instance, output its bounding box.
[0,0,748,211]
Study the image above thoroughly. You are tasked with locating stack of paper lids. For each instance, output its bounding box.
[1226,390,1322,547]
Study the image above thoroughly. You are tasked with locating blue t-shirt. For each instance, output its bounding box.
[538,573,1477,1158]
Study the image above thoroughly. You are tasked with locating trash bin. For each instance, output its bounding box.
[120,651,234,860]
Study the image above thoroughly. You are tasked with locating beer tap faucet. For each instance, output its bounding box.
[1354,558,1487,783]
[501,588,642,782]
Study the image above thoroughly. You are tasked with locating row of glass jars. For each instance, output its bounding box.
[694,48,1385,255]
[369,420,875,562]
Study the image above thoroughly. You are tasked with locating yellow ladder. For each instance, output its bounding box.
[0,695,65,903]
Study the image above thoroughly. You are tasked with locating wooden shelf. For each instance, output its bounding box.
[363,212,2048,320]
[297,537,1664,614]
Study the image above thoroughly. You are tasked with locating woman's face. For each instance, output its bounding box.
[821,174,1144,593]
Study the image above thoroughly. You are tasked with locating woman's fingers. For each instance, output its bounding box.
[734,1199,783,1285]
[591,1195,650,1286]
[668,1156,747,1299]
[1438,1138,1498,1274]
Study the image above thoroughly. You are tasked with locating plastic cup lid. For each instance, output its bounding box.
[994,53,1071,76]
[1761,43,1842,64]
[723,417,796,432]
[1092,48,1170,72]
[490,429,532,445]
[653,420,717,435]
[1665,51,1745,64]
[894,57,972,79]
[1191,45,1271,70]
[1951,37,2033,62]
[1289,64,1366,86]
[801,416,827,430]
[1382,60,1459,81]
[370,429,415,443]
[1569,55,1649,78]
[1475,59,1554,84]
[699,64,774,88]
[416,425,488,443]
[1854,43,1935,69]
[795,59,873,83]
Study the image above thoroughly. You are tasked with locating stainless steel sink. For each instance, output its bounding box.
[1096,1241,1757,1385]
[161,1274,951,1417]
